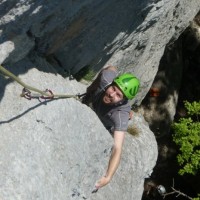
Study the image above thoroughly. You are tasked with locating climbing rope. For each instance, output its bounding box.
[0,65,86,101]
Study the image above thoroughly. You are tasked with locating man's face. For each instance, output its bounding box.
[102,85,124,105]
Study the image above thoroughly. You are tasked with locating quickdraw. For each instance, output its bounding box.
[20,87,86,102]
[0,65,86,102]
[21,88,54,102]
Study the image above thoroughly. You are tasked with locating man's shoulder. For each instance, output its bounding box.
[100,68,118,86]
[95,68,118,96]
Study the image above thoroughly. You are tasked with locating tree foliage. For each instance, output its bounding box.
[172,101,200,176]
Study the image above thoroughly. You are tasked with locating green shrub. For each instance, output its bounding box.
[127,125,140,136]
[172,101,200,176]
[73,65,96,81]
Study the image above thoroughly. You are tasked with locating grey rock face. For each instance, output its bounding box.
[0,0,200,104]
[1,0,198,199]
[0,59,157,200]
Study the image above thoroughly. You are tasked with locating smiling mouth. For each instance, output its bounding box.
[103,94,114,104]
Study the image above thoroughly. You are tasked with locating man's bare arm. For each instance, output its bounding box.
[103,65,117,72]
[95,131,125,189]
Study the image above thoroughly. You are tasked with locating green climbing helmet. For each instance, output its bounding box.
[113,73,140,100]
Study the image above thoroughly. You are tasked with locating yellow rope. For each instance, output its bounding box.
[0,65,80,99]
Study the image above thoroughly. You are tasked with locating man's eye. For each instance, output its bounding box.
[117,93,121,98]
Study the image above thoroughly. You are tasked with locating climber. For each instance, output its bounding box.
[82,65,140,190]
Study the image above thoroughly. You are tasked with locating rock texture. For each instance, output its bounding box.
[0,1,200,199]
[0,59,157,200]
[0,0,200,104]
[137,12,200,137]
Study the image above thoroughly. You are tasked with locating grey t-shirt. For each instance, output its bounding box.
[92,69,131,132]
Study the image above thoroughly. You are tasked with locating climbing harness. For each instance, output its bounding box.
[0,65,86,101]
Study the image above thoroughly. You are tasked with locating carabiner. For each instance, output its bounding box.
[21,88,32,100]
[39,89,54,102]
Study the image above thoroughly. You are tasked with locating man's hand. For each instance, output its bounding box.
[104,65,117,72]
[129,110,133,120]
[95,176,111,189]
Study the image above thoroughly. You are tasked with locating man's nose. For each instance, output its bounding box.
[110,91,116,97]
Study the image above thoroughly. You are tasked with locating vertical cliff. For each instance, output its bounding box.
[0,1,200,199]
[0,59,157,200]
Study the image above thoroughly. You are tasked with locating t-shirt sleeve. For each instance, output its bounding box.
[110,110,130,132]
[99,69,117,91]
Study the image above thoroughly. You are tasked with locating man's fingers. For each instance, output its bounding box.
[91,187,98,193]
